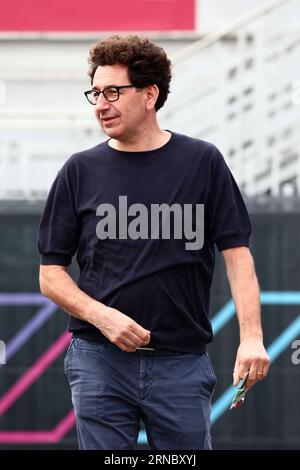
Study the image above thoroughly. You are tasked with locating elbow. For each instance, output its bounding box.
[39,280,48,298]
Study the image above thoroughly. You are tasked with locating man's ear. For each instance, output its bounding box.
[145,84,159,110]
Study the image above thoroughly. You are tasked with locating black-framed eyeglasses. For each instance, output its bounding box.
[84,85,136,105]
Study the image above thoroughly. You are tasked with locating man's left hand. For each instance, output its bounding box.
[233,337,270,390]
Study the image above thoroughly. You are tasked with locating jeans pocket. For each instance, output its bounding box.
[73,337,104,352]
[64,337,75,376]
[204,353,217,393]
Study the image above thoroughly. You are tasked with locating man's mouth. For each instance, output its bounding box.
[101,116,119,124]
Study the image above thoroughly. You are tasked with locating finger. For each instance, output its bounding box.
[127,330,151,347]
[119,344,136,352]
[233,361,242,386]
[116,337,138,352]
[140,332,151,345]
[246,363,258,389]
[127,325,151,344]
[235,365,250,388]
[259,360,270,379]
[263,360,270,377]
[255,363,265,381]
[233,369,240,386]
[131,323,151,342]
[239,364,250,380]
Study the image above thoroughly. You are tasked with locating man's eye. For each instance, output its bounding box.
[105,88,118,97]
[92,90,99,98]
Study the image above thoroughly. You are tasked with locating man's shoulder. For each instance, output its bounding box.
[66,140,108,165]
[58,140,108,177]
[172,132,222,160]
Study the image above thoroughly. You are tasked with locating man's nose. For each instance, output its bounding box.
[95,94,111,111]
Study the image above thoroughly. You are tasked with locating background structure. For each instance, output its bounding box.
[0,0,300,449]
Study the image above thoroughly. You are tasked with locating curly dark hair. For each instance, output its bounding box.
[88,35,172,111]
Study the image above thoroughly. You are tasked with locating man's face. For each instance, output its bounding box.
[92,64,147,141]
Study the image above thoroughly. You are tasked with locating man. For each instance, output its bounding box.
[38,35,269,450]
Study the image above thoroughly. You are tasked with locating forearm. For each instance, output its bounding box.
[39,265,108,328]
[222,247,269,387]
[39,264,151,352]
[224,248,263,341]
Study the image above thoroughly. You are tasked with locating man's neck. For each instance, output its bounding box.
[108,129,171,153]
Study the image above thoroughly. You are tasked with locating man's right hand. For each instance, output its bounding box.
[96,307,151,352]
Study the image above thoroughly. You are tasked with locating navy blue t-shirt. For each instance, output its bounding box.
[38,132,251,353]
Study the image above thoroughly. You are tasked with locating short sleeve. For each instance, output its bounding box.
[207,147,251,251]
[38,171,80,266]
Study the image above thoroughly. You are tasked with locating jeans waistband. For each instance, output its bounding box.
[136,346,188,354]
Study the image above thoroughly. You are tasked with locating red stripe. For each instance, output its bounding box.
[0,0,195,31]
